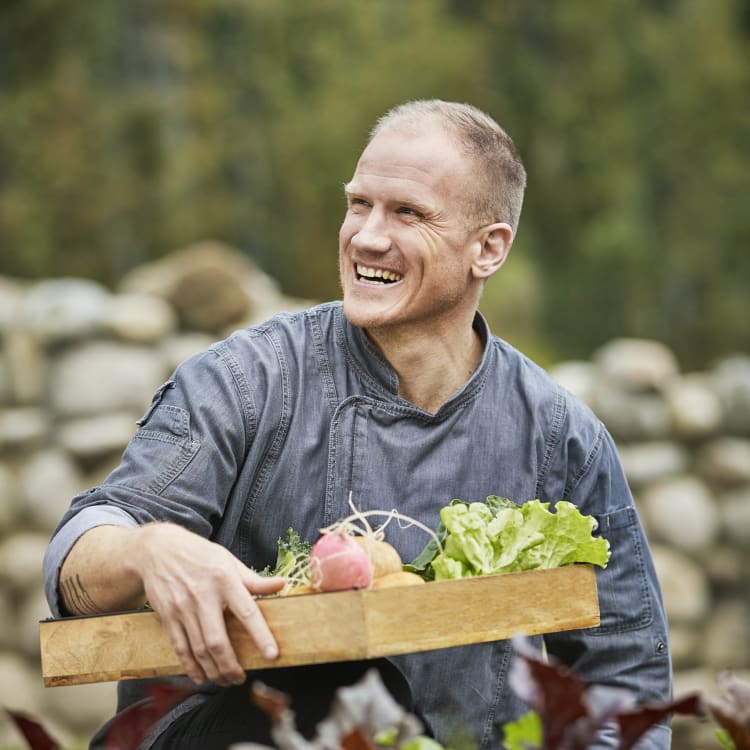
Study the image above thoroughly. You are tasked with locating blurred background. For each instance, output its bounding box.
[0,1,749,748]
[2,0,749,365]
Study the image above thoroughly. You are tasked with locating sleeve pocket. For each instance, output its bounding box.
[109,404,200,495]
[136,380,176,426]
[588,505,653,635]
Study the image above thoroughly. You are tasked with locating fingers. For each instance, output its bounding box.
[245,573,286,596]
[158,592,247,686]
[188,601,247,686]
[160,615,211,686]
[157,574,284,686]
[230,597,279,661]
[229,569,283,661]
[137,526,284,685]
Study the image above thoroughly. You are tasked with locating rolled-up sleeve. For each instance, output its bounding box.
[43,504,139,617]
[42,344,250,618]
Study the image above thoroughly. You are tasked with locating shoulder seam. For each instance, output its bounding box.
[565,420,605,499]
[305,308,339,410]
[535,388,566,498]
[238,325,292,531]
[211,342,256,455]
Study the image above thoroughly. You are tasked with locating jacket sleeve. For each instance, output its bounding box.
[43,344,251,618]
[542,400,673,750]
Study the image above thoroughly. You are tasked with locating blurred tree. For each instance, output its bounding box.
[474,0,750,365]
[0,0,484,297]
[0,0,747,367]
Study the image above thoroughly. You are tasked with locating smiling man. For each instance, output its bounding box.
[44,101,671,749]
[339,110,515,414]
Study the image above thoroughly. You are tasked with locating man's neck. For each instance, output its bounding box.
[366,317,484,414]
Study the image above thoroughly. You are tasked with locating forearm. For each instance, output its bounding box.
[59,524,149,615]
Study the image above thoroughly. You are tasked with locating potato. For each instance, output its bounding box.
[371,571,425,589]
[353,536,403,578]
[285,584,316,596]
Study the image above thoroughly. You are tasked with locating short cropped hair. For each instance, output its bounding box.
[370,100,527,232]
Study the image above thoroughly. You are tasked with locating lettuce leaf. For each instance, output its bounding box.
[407,496,610,581]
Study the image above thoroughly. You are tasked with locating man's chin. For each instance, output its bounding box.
[341,302,370,330]
[341,298,385,330]
[341,285,417,332]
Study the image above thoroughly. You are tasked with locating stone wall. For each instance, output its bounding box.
[550,342,750,746]
[1,243,748,747]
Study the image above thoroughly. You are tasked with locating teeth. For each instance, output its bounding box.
[356,265,403,283]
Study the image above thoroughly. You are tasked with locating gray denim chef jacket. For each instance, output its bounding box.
[44,302,672,749]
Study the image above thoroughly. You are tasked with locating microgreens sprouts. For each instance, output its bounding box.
[279,556,312,594]
[318,493,442,553]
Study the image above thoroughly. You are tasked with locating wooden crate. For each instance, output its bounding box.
[40,564,599,687]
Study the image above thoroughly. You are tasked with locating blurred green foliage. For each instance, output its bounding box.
[0,0,748,367]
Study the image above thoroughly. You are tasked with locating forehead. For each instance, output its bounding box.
[348,124,472,202]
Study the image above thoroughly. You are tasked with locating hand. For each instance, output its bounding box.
[135,523,285,687]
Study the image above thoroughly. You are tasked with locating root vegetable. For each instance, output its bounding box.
[353,536,403,579]
[286,584,315,596]
[310,531,373,592]
[371,571,425,589]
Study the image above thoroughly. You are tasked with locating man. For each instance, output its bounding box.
[44,100,672,749]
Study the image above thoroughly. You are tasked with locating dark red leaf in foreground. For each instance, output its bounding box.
[717,670,750,719]
[708,704,750,750]
[517,651,589,747]
[510,637,705,749]
[4,708,61,750]
[508,637,631,749]
[104,679,195,750]
[341,727,378,750]
[705,672,750,750]
[251,680,291,724]
[616,693,703,750]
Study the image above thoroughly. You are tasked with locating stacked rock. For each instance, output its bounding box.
[0,242,311,747]
[0,245,747,747]
[551,339,750,748]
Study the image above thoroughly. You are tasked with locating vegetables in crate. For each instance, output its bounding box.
[267,494,609,593]
[266,501,432,594]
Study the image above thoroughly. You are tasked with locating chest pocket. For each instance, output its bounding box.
[112,404,200,495]
[588,505,653,635]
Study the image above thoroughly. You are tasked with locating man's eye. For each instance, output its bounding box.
[397,206,421,217]
[349,197,370,207]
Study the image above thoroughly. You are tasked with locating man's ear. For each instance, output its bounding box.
[471,222,514,280]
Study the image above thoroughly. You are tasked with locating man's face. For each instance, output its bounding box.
[338,123,483,335]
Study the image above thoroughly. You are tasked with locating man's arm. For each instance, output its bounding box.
[46,344,287,686]
[543,420,672,749]
[59,525,147,614]
[59,522,284,686]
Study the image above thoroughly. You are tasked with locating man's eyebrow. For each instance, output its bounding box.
[392,195,433,215]
[343,183,433,213]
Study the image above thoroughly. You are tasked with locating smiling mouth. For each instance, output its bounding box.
[356,264,403,285]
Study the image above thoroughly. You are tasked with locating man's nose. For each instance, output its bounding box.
[351,209,391,253]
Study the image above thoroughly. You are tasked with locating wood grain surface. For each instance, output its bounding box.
[40,564,599,687]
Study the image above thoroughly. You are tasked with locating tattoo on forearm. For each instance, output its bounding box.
[61,575,100,615]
